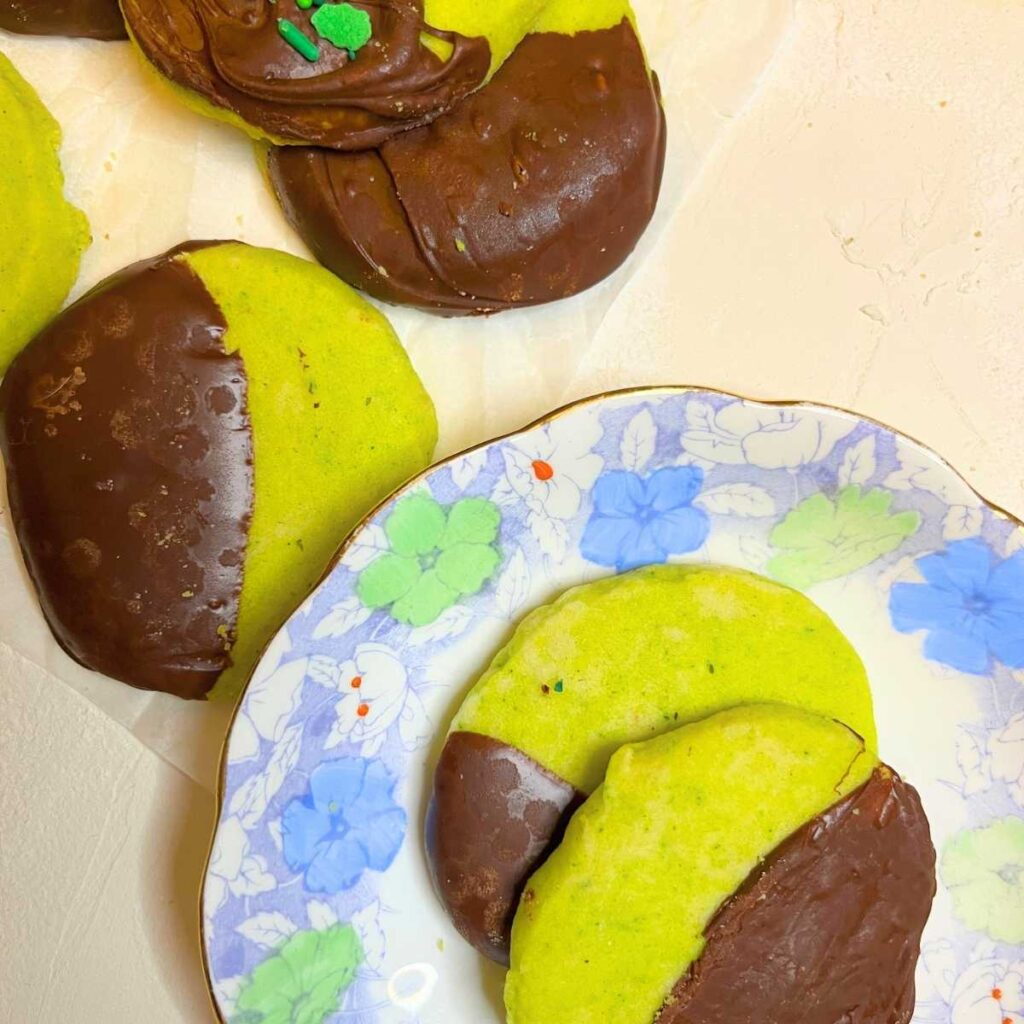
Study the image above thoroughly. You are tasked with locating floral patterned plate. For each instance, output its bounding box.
[203,387,1024,1024]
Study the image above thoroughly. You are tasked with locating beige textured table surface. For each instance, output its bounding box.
[2,1,1023,1020]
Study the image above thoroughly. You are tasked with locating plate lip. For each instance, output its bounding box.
[197,382,1024,1023]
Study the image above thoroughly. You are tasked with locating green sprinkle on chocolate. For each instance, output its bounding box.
[296,0,313,8]
[311,2,373,58]
[278,17,319,61]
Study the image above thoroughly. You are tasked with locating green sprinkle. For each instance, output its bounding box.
[455,238,467,253]
[311,2,373,58]
[554,680,564,693]
[278,17,319,61]
[296,0,313,8]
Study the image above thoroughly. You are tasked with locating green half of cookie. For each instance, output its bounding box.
[0,52,89,374]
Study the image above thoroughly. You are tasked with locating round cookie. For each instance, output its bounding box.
[0,0,126,40]
[268,2,665,314]
[0,242,437,700]
[506,705,936,1024]
[120,0,577,150]
[427,564,877,962]
[0,52,89,375]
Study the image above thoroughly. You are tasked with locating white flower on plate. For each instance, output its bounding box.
[885,443,983,507]
[681,399,856,470]
[324,643,430,757]
[990,711,1024,808]
[921,941,1024,1024]
[493,414,603,559]
[205,816,277,921]
[229,629,308,765]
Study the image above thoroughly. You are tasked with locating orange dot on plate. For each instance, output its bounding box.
[351,675,363,689]
[532,459,554,481]
[357,703,370,717]
[993,990,1003,1001]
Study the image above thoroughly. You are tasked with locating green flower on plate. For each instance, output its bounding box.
[942,817,1024,944]
[357,494,502,627]
[232,924,363,1024]
[767,485,921,589]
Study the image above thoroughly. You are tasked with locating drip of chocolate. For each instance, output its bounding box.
[658,768,936,1024]
[120,0,490,149]
[0,243,253,699]
[270,20,666,314]
[0,0,127,40]
[427,731,583,965]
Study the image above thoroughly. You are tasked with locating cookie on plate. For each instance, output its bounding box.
[0,0,126,40]
[0,52,89,374]
[506,705,936,1024]
[0,242,437,700]
[121,0,571,150]
[268,2,665,313]
[427,564,877,962]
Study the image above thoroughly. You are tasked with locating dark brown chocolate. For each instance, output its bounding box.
[658,767,936,1024]
[120,0,490,150]
[0,0,126,40]
[0,243,252,699]
[268,19,666,315]
[426,731,582,964]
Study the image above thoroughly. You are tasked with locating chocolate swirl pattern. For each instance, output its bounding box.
[121,0,491,149]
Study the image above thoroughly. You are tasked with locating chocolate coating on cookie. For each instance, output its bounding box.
[659,768,936,1024]
[269,19,666,314]
[0,243,252,699]
[427,731,582,964]
[121,0,490,150]
[0,0,126,40]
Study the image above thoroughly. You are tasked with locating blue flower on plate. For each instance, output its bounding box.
[281,758,406,893]
[580,467,710,572]
[889,538,1024,675]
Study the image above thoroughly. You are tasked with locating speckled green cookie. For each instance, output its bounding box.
[0,52,89,374]
[0,241,437,700]
[428,564,878,962]
[456,564,877,790]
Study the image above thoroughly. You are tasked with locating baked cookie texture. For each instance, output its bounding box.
[427,564,877,962]
[0,242,437,701]
[0,0,126,40]
[505,706,935,1024]
[268,2,665,313]
[0,52,89,375]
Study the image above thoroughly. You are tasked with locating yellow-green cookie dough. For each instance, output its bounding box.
[452,564,877,792]
[0,52,89,374]
[183,244,438,698]
[505,704,877,1024]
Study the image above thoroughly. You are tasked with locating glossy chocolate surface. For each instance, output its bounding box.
[427,731,582,964]
[0,0,126,40]
[121,0,489,149]
[659,768,936,1024]
[0,243,252,699]
[269,20,666,314]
